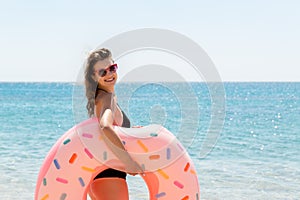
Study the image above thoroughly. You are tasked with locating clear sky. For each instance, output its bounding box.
[0,0,299,82]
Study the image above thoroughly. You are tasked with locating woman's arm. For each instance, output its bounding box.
[95,92,142,173]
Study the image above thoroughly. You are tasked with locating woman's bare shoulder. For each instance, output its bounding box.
[95,90,114,108]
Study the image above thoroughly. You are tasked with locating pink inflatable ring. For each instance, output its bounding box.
[35,118,200,199]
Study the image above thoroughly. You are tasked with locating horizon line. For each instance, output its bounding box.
[0,80,299,84]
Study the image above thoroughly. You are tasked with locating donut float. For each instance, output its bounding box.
[35,118,200,199]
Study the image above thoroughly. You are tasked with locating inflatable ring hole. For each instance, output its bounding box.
[127,175,149,199]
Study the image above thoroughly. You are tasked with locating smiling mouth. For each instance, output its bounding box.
[105,77,115,82]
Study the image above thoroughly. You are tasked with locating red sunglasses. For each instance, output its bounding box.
[95,64,118,77]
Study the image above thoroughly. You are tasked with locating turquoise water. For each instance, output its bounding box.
[0,82,299,199]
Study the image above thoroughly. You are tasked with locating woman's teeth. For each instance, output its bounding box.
[105,78,114,82]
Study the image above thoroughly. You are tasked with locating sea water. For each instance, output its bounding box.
[0,82,299,199]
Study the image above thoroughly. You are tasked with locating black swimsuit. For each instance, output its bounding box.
[94,109,130,180]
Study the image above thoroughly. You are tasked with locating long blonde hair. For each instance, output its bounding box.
[84,48,112,117]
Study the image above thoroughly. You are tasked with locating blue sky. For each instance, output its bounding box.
[0,0,299,82]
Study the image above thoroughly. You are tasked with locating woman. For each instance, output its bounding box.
[84,48,142,200]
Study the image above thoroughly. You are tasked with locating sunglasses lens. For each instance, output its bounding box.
[99,69,106,77]
[109,65,117,72]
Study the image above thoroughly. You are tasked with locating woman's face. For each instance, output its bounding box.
[93,58,118,90]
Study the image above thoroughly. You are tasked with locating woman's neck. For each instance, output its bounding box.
[97,85,114,93]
